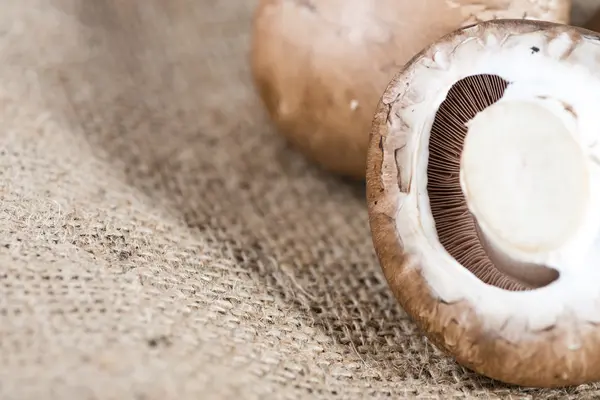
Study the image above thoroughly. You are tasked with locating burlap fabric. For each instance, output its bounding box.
[0,1,598,399]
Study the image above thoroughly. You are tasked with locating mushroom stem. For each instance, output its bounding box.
[459,100,589,285]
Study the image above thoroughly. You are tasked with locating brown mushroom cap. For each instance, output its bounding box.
[366,19,600,388]
[250,0,571,180]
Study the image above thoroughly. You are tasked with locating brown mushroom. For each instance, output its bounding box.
[250,0,571,180]
[366,18,600,387]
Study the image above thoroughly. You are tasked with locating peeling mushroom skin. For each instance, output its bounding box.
[250,0,571,180]
[366,19,600,388]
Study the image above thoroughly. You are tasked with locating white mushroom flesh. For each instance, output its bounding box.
[461,100,590,278]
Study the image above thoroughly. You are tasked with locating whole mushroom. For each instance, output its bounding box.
[250,0,571,179]
[366,18,600,387]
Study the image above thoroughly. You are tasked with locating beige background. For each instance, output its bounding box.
[0,0,598,399]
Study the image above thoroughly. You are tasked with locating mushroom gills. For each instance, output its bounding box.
[426,73,594,290]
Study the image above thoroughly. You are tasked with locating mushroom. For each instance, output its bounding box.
[366,19,600,387]
[250,0,571,180]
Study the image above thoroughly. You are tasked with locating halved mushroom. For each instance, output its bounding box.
[366,19,600,388]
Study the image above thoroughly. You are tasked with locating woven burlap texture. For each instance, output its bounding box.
[0,1,598,399]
